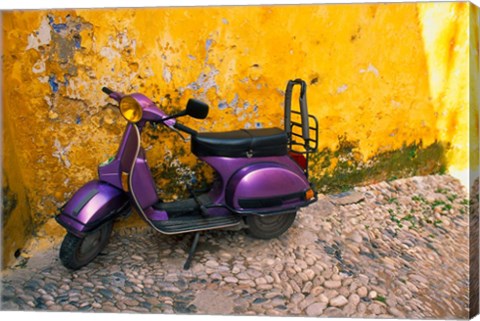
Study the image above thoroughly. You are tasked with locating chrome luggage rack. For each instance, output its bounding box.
[284,79,319,178]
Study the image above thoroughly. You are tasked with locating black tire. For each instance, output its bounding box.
[59,221,113,270]
[245,212,297,239]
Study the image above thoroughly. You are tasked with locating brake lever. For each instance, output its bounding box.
[150,120,189,141]
[171,127,189,142]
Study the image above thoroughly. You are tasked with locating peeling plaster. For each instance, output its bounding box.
[391,100,402,108]
[44,96,53,108]
[163,66,172,83]
[27,14,94,102]
[360,63,380,77]
[32,60,46,74]
[218,101,228,110]
[48,75,59,93]
[100,46,121,60]
[205,38,214,52]
[38,76,49,83]
[187,67,220,101]
[337,84,348,93]
[26,17,52,50]
[230,94,239,108]
[52,139,72,168]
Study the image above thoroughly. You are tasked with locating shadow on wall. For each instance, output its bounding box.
[2,123,35,268]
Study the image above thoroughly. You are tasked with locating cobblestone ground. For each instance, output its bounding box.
[1,175,470,318]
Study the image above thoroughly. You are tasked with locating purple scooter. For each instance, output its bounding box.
[55,79,318,270]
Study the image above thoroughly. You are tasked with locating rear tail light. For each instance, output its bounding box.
[289,152,307,170]
[305,189,315,200]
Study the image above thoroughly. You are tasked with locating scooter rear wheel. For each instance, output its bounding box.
[59,221,113,270]
[245,212,296,239]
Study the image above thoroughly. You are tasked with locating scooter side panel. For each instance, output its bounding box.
[56,180,129,235]
[226,163,310,211]
[203,156,306,201]
[98,157,123,189]
[131,152,158,208]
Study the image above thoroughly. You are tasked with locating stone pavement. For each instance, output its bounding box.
[0,175,470,318]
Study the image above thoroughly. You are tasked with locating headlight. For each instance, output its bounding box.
[120,96,143,123]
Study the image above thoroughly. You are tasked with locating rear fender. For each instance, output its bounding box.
[56,180,130,237]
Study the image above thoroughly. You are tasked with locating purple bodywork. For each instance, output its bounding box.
[56,89,314,236]
[202,156,310,216]
[56,180,129,236]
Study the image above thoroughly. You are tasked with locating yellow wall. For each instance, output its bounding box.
[2,110,34,268]
[1,2,474,265]
[418,2,472,183]
[470,4,480,186]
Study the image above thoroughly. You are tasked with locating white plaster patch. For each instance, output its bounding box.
[360,63,380,77]
[144,67,155,78]
[65,79,85,100]
[26,17,52,50]
[44,96,53,108]
[86,69,96,79]
[230,94,239,108]
[99,47,121,60]
[131,39,137,54]
[52,139,72,168]
[187,67,219,98]
[32,60,46,74]
[163,66,172,83]
[391,100,401,108]
[38,76,49,83]
[106,31,136,56]
[337,84,348,93]
[115,32,129,49]
[200,68,219,91]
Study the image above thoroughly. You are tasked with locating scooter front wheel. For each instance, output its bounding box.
[59,221,113,270]
[245,212,297,239]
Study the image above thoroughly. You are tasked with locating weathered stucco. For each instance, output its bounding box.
[2,112,34,269]
[1,2,476,266]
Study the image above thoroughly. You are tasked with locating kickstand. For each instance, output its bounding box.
[183,232,200,270]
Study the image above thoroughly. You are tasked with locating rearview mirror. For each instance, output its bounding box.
[186,99,209,119]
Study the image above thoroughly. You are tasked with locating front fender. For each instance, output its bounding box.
[56,180,130,236]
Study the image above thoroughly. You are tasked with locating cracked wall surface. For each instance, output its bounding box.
[1,3,475,266]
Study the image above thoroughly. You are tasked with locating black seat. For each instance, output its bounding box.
[192,128,288,158]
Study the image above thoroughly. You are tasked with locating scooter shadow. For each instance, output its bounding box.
[100,222,303,271]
